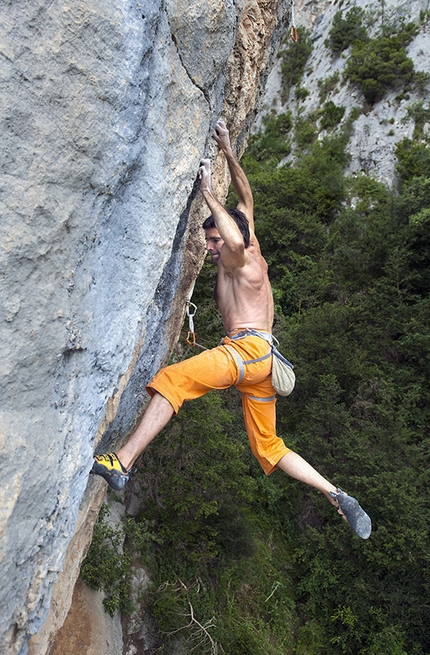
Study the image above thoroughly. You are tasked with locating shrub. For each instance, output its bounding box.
[80,503,158,616]
[80,504,133,616]
[295,85,310,101]
[395,137,430,181]
[279,27,313,101]
[244,113,293,169]
[318,72,340,102]
[404,100,430,139]
[326,6,367,53]
[344,23,418,105]
[295,113,318,150]
[319,101,346,130]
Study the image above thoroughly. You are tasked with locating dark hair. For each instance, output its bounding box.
[202,208,250,248]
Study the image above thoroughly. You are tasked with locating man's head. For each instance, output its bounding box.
[202,208,250,250]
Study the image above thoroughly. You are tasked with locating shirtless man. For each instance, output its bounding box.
[91,121,371,539]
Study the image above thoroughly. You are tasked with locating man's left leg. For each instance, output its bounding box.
[276,451,338,503]
[241,391,371,539]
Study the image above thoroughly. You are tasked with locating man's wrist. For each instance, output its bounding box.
[222,146,235,159]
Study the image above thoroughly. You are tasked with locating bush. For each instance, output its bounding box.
[395,137,430,181]
[318,72,340,102]
[344,23,418,105]
[80,504,133,616]
[326,6,367,53]
[279,27,313,101]
[244,113,293,170]
[319,101,346,130]
[295,85,310,101]
[404,100,430,139]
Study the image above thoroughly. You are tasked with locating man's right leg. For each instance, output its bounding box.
[117,391,174,470]
[91,392,174,490]
[91,343,238,489]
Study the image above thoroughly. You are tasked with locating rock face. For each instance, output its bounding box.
[259,0,430,187]
[0,1,290,653]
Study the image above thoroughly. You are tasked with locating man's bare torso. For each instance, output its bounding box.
[215,239,274,334]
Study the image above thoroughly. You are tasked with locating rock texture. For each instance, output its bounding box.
[259,0,430,187]
[48,578,123,655]
[0,1,290,653]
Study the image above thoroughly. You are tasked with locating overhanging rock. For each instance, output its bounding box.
[0,1,291,653]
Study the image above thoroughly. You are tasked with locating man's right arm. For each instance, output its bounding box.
[213,121,255,232]
[199,158,248,269]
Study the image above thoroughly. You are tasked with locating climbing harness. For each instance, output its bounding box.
[184,307,295,396]
[185,301,207,350]
[290,0,298,42]
[227,329,296,396]
[225,330,273,385]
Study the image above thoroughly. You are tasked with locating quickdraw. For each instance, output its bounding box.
[185,301,207,350]
[290,0,298,42]
[186,301,197,346]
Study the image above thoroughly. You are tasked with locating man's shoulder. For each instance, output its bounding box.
[248,232,262,252]
[247,239,267,265]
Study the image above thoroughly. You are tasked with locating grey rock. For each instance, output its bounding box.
[258,0,430,187]
[0,0,291,653]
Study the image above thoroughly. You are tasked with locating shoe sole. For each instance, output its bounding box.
[90,460,130,491]
[337,492,372,540]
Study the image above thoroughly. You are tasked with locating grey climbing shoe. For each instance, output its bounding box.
[329,488,372,540]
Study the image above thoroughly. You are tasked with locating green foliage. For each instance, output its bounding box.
[412,69,430,96]
[236,98,430,655]
[80,504,132,616]
[146,526,296,654]
[279,27,313,101]
[137,391,257,566]
[318,72,340,102]
[395,138,430,181]
[244,112,293,170]
[295,85,309,101]
[319,101,346,130]
[403,101,430,139]
[326,6,367,53]
[344,23,418,104]
[294,113,319,150]
[80,503,159,616]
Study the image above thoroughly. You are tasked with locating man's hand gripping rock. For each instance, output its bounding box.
[198,158,212,194]
[212,119,232,154]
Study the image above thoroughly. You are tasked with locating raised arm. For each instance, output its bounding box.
[199,158,247,268]
[212,120,254,232]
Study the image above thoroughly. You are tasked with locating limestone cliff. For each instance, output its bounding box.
[259,0,430,186]
[0,1,291,653]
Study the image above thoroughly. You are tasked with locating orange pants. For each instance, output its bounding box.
[148,331,290,474]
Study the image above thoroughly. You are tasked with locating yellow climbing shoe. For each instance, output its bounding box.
[90,452,132,491]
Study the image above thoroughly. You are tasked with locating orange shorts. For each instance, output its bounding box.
[147,331,290,474]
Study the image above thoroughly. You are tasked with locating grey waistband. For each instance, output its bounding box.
[227,328,274,345]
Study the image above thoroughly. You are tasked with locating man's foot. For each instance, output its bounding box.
[329,488,372,539]
[90,452,133,491]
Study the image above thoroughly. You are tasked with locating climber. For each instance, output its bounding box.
[91,120,371,539]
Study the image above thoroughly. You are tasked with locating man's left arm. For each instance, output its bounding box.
[212,121,255,233]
